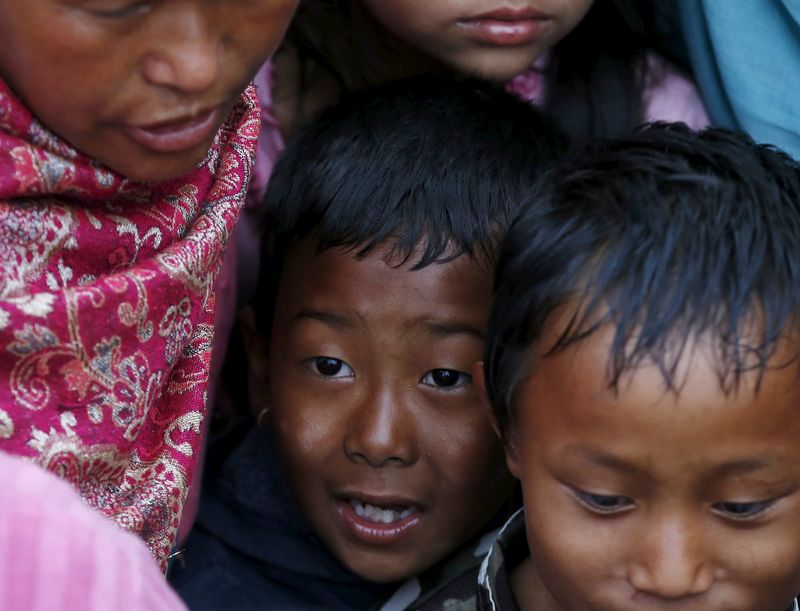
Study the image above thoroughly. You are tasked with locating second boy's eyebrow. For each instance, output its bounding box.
[566,446,654,481]
[568,446,782,482]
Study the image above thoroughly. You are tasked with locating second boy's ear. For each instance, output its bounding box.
[239,305,271,425]
[473,361,521,478]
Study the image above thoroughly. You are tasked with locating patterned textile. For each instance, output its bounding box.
[0,77,260,571]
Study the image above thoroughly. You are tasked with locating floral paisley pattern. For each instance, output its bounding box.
[0,77,260,570]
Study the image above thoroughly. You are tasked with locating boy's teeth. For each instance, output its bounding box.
[348,499,417,524]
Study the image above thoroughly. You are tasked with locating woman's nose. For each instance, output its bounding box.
[140,10,220,94]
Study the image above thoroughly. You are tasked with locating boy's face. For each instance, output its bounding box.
[505,324,800,611]
[0,0,298,182]
[257,240,512,582]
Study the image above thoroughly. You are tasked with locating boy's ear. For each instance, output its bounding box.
[473,361,521,479]
[239,305,271,424]
[473,361,502,440]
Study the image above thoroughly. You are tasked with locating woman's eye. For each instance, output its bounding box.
[307,357,354,379]
[572,488,634,514]
[712,499,775,521]
[421,368,471,390]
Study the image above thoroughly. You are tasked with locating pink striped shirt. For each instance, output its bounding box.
[0,451,187,611]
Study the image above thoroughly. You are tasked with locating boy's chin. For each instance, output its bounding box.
[333,544,433,584]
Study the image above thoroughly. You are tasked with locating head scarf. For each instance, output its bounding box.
[0,78,259,570]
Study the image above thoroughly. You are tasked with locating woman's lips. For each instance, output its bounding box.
[336,497,422,545]
[124,107,221,153]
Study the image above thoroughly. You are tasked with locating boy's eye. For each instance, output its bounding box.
[712,499,775,521]
[571,488,634,514]
[420,368,471,390]
[307,357,354,379]
[88,1,150,18]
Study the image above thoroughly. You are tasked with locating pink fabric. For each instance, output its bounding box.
[0,78,260,570]
[176,64,284,545]
[247,62,287,214]
[505,51,709,129]
[0,450,187,611]
[178,238,237,546]
[640,53,709,128]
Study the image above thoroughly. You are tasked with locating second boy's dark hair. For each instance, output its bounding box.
[485,123,800,434]
[254,74,567,336]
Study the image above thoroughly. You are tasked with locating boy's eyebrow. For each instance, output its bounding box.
[291,309,356,330]
[706,458,777,478]
[290,311,485,340]
[413,319,486,341]
[567,446,779,480]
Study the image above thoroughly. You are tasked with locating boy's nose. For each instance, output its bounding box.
[627,514,715,600]
[343,385,419,468]
[141,12,220,94]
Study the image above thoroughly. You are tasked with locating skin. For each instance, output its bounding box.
[497,322,800,611]
[360,0,594,81]
[0,0,298,182]
[247,240,513,582]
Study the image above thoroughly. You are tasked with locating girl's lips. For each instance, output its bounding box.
[458,18,549,46]
[124,107,221,153]
[336,498,422,546]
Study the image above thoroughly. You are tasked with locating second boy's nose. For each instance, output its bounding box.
[627,513,715,600]
[343,384,419,468]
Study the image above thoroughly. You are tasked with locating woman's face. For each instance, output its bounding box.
[359,0,593,81]
[0,0,298,182]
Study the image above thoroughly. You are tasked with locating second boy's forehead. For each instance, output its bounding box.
[512,322,800,484]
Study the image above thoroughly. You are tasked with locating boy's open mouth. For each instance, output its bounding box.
[336,494,424,545]
[348,498,418,524]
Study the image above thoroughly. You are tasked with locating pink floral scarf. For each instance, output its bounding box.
[0,78,259,570]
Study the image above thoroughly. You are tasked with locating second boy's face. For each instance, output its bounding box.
[261,241,512,582]
[506,324,800,611]
[0,0,298,182]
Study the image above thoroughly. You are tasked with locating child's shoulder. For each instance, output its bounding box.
[382,510,526,611]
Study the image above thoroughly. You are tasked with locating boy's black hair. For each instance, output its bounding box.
[254,74,568,336]
[485,123,800,434]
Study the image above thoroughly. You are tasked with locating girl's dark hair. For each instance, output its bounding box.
[484,123,800,435]
[284,0,655,140]
[544,0,653,139]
